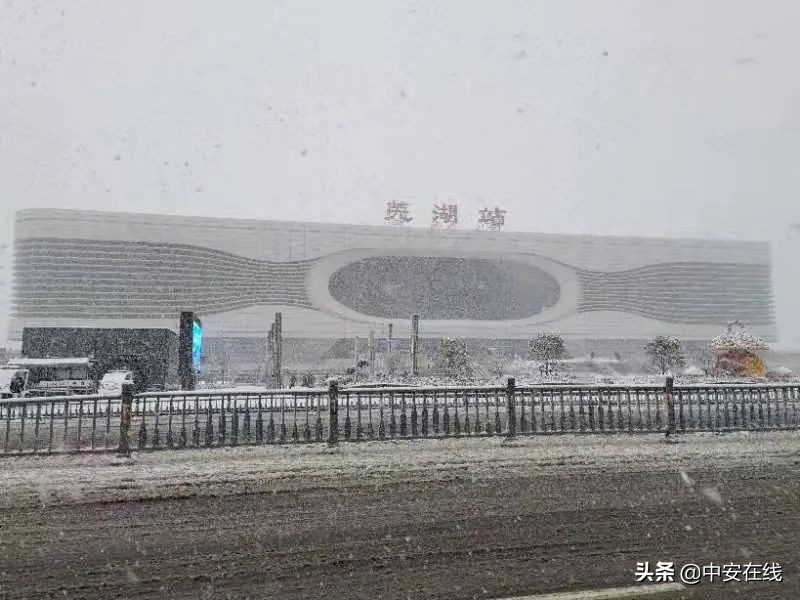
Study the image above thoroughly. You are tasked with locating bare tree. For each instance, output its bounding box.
[528,334,566,376]
[384,352,400,377]
[643,336,686,374]
[486,350,507,381]
[435,338,473,379]
[209,338,235,384]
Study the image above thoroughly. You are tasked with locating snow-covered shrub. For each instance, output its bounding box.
[434,338,473,379]
[643,336,686,374]
[710,323,769,377]
[528,334,566,376]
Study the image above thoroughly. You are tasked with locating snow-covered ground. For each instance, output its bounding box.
[2,430,798,510]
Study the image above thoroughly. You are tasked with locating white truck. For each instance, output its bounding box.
[4,357,98,397]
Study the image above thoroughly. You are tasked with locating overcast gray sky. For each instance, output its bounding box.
[1,0,799,346]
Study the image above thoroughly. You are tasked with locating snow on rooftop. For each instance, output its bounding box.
[7,357,91,367]
[9,357,91,367]
[100,371,131,384]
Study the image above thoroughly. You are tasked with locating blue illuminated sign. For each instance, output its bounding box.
[192,318,202,370]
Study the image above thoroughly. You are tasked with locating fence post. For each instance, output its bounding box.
[117,383,133,457]
[665,376,676,438]
[506,377,516,438]
[328,379,339,446]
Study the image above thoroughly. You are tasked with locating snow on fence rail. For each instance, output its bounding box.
[2,379,800,456]
[1,392,124,454]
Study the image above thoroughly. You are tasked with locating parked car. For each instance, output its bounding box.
[0,367,30,399]
[98,370,134,395]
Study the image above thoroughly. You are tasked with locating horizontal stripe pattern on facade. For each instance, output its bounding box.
[14,239,314,318]
[576,263,774,324]
[15,208,772,271]
[13,237,776,329]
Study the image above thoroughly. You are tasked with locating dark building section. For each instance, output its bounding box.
[329,257,560,320]
[21,328,178,393]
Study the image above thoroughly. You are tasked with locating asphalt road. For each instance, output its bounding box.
[1,434,798,599]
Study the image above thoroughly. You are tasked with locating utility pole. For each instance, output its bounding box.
[274,312,282,388]
[410,314,419,377]
[386,322,394,376]
[266,322,274,387]
[368,330,375,379]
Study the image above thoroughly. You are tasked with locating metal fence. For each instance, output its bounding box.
[131,391,329,448]
[1,393,124,454]
[2,378,800,456]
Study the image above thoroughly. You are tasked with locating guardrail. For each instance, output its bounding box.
[1,392,125,454]
[2,378,799,456]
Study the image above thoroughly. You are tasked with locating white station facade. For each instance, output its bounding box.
[10,208,776,343]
